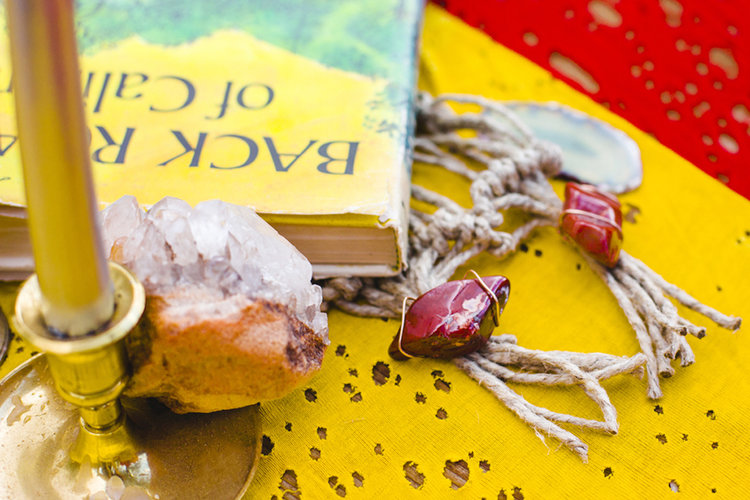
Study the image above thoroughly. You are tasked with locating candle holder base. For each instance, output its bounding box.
[0,355,261,499]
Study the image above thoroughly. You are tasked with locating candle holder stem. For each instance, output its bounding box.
[72,402,137,466]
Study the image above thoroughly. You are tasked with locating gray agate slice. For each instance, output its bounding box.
[505,101,643,193]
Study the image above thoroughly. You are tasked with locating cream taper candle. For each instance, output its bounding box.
[6,0,114,336]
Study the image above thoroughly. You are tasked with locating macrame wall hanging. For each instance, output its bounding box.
[321,92,742,462]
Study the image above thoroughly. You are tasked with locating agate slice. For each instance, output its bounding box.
[504,101,642,193]
[101,196,329,413]
[389,275,510,360]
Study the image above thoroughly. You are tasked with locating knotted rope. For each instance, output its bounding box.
[320,92,741,461]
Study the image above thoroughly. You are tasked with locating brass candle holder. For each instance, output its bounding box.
[1,265,261,499]
[13,262,145,467]
[0,1,261,497]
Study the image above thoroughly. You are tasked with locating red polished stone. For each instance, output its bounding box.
[389,275,510,360]
[560,183,623,267]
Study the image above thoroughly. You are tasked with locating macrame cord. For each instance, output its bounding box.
[320,92,741,461]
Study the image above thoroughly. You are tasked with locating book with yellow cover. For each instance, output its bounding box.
[0,0,422,278]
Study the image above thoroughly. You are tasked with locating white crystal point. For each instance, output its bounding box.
[100,196,329,412]
[100,195,144,259]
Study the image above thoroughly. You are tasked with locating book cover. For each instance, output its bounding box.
[0,0,422,278]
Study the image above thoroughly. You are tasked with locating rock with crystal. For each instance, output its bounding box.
[389,276,510,360]
[560,183,623,268]
[101,196,329,413]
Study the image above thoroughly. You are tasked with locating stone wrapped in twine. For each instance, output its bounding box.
[321,92,741,461]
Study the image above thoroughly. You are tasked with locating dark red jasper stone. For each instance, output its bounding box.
[560,183,623,268]
[389,275,510,360]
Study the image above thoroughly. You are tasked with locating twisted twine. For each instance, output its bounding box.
[320,92,741,461]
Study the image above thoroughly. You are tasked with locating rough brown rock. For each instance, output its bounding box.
[124,289,326,413]
[102,196,329,413]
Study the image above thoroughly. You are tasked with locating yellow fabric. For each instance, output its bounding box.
[1,4,748,498]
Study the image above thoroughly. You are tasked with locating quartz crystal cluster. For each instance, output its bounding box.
[101,196,329,412]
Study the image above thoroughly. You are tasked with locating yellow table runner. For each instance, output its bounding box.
[2,5,748,498]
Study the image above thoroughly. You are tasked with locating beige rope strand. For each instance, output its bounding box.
[646,317,676,378]
[619,255,707,338]
[583,254,663,399]
[483,346,643,374]
[465,352,621,434]
[589,353,647,380]
[675,335,696,367]
[454,357,590,461]
[482,342,647,379]
[488,350,619,433]
[624,251,742,331]
[485,338,630,374]
[413,138,479,180]
[613,267,684,340]
[469,349,640,386]
[521,400,616,435]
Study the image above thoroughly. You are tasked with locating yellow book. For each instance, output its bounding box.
[0,0,423,278]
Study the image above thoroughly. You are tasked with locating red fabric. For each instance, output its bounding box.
[434,0,750,199]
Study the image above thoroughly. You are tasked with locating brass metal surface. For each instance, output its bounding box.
[0,356,261,499]
[0,309,8,366]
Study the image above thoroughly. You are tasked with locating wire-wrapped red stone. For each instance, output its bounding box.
[560,183,623,268]
[389,275,510,360]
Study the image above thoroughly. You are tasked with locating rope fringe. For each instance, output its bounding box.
[320,92,741,460]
